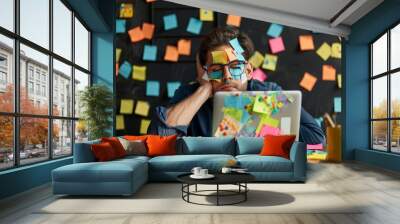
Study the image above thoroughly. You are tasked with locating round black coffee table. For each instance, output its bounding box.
[177,173,255,206]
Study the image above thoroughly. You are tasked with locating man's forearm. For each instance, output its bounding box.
[165,84,211,126]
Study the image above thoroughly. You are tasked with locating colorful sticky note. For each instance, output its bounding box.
[116,19,126,33]
[337,74,342,88]
[132,65,146,81]
[143,45,157,61]
[135,101,150,117]
[116,48,122,62]
[119,61,132,79]
[177,39,191,56]
[267,23,283,37]
[226,15,241,27]
[262,54,278,71]
[119,3,134,18]
[164,45,179,62]
[316,42,331,61]
[331,42,341,59]
[253,95,271,115]
[322,65,336,81]
[249,51,264,68]
[146,80,160,96]
[167,82,181,98]
[307,144,323,150]
[212,51,228,64]
[128,26,144,43]
[299,35,315,51]
[280,117,291,135]
[186,17,203,34]
[163,14,178,30]
[269,37,285,54]
[200,9,214,21]
[300,72,317,91]
[225,48,237,62]
[116,115,125,130]
[334,97,341,113]
[251,68,267,82]
[256,115,280,134]
[259,125,280,137]
[229,38,244,54]
[223,108,243,122]
[142,22,155,40]
[120,99,134,114]
[140,119,151,134]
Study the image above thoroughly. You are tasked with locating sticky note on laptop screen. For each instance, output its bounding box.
[280,117,291,135]
[212,51,228,64]
[259,125,280,137]
[120,99,134,114]
[135,101,150,117]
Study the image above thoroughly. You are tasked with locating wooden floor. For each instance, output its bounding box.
[1,161,400,224]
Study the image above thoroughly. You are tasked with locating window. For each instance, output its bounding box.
[370,23,400,154]
[0,1,91,170]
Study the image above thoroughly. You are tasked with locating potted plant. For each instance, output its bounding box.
[79,84,113,140]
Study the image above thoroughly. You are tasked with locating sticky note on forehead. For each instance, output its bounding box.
[229,38,244,54]
[225,48,237,61]
[211,51,228,64]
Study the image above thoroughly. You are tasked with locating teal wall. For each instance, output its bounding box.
[0,0,115,200]
[344,0,400,171]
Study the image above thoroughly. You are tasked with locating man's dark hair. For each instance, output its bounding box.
[198,26,254,66]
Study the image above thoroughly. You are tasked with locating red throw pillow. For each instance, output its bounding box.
[260,135,296,159]
[91,142,117,161]
[124,135,151,141]
[146,135,177,157]
[101,137,126,158]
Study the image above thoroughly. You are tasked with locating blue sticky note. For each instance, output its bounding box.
[116,19,126,33]
[186,17,203,34]
[229,38,244,54]
[163,14,178,30]
[146,81,160,96]
[143,45,157,61]
[267,23,283,37]
[119,61,131,79]
[167,82,181,98]
[334,97,341,113]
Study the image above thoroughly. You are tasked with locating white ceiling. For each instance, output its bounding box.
[166,0,384,37]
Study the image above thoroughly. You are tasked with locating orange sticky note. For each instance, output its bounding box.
[300,72,317,91]
[226,15,241,27]
[322,65,336,81]
[299,35,314,51]
[142,22,155,40]
[177,39,191,56]
[164,45,179,62]
[128,26,144,43]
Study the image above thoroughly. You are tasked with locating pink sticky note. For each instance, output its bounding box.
[269,37,285,54]
[307,144,324,150]
[258,125,280,137]
[251,68,267,82]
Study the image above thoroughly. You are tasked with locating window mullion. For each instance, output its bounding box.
[388,30,391,152]
[14,0,21,167]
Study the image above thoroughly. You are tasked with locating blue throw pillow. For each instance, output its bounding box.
[179,137,235,155]
[236,137,264,155]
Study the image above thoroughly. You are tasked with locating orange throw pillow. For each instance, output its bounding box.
[146,135,177,157]
[101,137,126,158]
[260,135,296,159]
[91,142,117,161]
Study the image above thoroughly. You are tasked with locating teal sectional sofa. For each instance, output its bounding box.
[52,137,306,196]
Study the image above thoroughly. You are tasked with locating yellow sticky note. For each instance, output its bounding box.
[211,51,228,64]
[226,15,241,27]
[337,74,342,88]
[322,65,336,81]
[249,51,264,68]
[116,115,125,130]
[262,54,278,71]
[116,48,122,62]
[135,100,150,117]
[120,3,134,18]
[140,119,151,134]
[120,99,134,114]
[316,42,331,61]
[133,65,146,81]
[200,9,214,21]
[331,42,341,59]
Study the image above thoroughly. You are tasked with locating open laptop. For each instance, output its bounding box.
[212,91,302,141]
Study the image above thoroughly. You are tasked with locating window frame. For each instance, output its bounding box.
[0,0,92,171]
[370,20,400,154]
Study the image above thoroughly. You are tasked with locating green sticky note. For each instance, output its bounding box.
[223,108,243,122]
[256,115,280,133]
[252,95,271,115]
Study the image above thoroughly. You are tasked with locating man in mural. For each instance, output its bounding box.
[148,26,325,144]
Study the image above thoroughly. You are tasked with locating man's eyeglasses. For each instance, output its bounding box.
[203,60,247,80]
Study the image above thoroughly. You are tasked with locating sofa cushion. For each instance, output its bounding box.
[101,137,127,158]
[91,142,118,161]
[236,137,263,155]
[236,155,293,172]
[147,135,177,157]
[149,154,235,172]
[178,137,235,155]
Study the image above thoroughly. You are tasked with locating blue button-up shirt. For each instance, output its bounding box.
[148,79,325,144]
